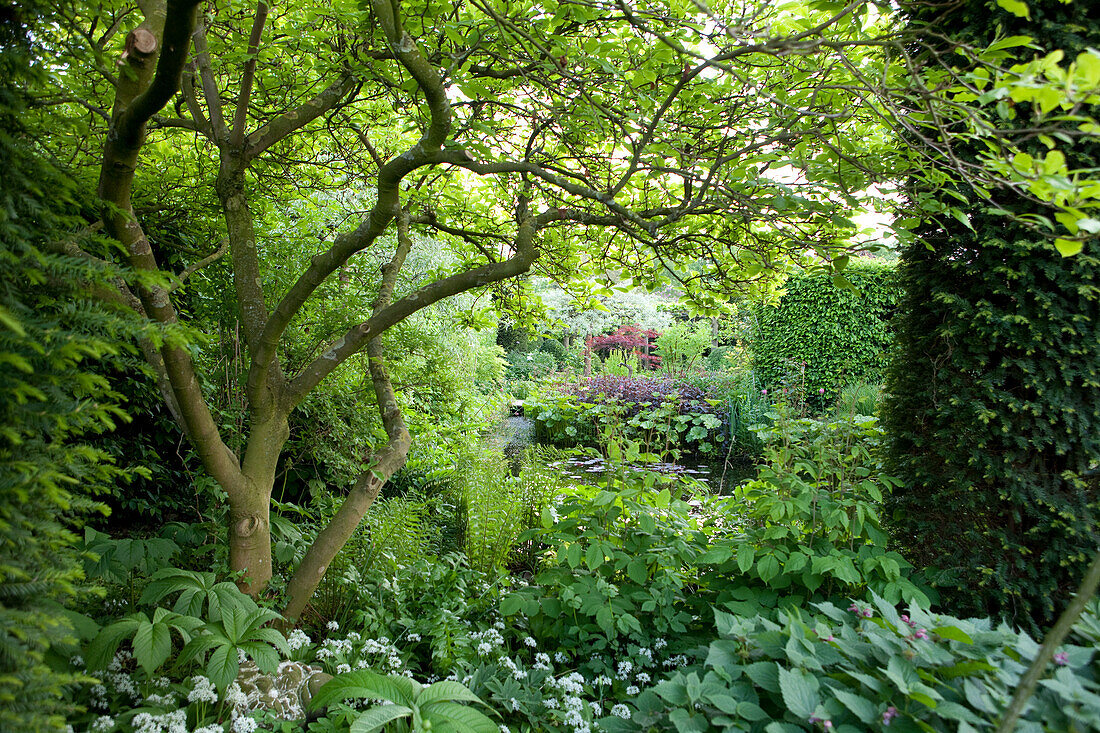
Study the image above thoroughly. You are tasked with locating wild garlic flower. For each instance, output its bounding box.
[90,716,114,732]
[523,636,537,648]
[232,715,259,733]
[611,704,631,719]
[286,629,312,651]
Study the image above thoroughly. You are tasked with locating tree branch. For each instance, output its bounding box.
[232,1,269,148]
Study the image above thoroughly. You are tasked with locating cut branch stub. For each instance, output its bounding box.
[123,28,159,61]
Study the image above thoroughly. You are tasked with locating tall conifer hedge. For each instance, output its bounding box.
[883,0,1100,630]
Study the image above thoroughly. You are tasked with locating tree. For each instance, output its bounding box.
[44,0,1096,621]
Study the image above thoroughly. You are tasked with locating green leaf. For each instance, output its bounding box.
[777,666,820,719]
[310,671,416,711]
[737,545,755,573]
[885,656,919,695]
[132,620,172,674]
[417,681,486,707]
[348,704,414,733]
[1055,238,1083,257]
[586,543,604,570]
[206,643,240,692]
[832,689,877,724]
[423,701,499,733]
[931,625,974,645]
[994,0,1029,18]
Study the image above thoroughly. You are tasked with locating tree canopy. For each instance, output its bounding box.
[28,0,1099,617]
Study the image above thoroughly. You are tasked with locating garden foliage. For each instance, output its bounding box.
[0,5,143,727]
[752,261,900,407]
[528,376,729,457]
[612,596,1100,732]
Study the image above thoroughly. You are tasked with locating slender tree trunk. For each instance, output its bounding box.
[228,416,288,594]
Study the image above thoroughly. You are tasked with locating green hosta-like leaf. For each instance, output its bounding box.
[309,670,416,710]
[348,704,413,733]
[416,680,486,707]
[423,701,498,733]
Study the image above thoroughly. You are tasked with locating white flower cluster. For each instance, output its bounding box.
[232,715,258,733]
[130,710,187,733]
[326,620,340,632]
[470,627,504,658]
[532,652,552,671]
[192,726,224,733]
[500,656,528,680]
[90,716,114,732]
[611,703,631,719]
[286,628,312,651]
[616,661,633,680]
[144,692,177,707]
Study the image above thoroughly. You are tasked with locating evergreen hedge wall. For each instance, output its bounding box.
[883,0,1100,631]
[751,260,900,408]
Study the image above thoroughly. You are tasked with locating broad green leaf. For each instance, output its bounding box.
[1055,238,1084,257]
[423,701,499,733]
[417,681,486,707]
[132,620,172,674]
[348,704,413,733]
[737,545,755,573]
[206,643,239,692]
[777,666,819,719]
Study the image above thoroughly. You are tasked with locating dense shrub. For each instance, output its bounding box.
[752,261,900,408]
[527,375,730,456]
[883,0,1100,631]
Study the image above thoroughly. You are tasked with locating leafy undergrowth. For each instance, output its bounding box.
[63,414,1100,733]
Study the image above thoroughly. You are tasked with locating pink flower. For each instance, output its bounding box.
[1054,652,1069,666]
[883,707,898,726]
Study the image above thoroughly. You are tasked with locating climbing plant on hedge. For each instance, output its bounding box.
[882,0,1100,632]
[751,259,900,408]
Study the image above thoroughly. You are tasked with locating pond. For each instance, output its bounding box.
[493,415,757,494]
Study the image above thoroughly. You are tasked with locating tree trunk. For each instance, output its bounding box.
[281,213,415,622]
[228,416,288,594]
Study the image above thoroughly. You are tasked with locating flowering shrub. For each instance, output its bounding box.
[607,595,1100,732]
